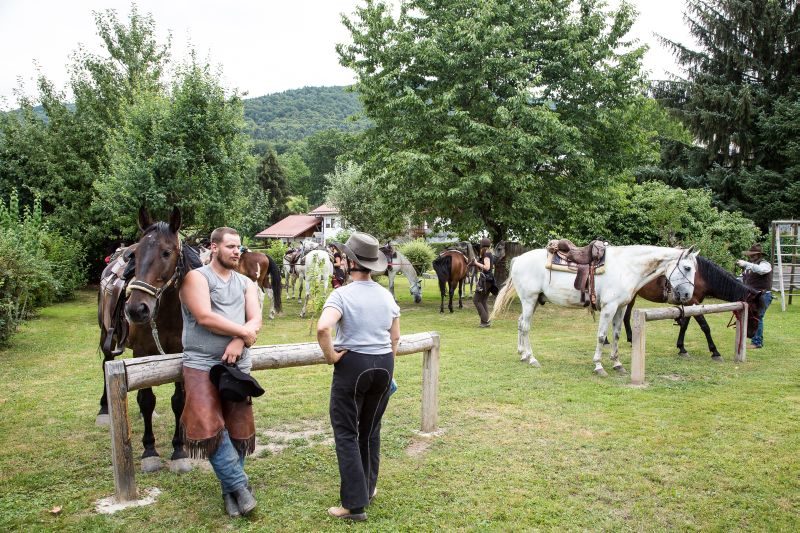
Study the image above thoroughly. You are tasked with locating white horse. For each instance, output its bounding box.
[297,249,333,318]
[490,245,698,376]
[372,249,423,303]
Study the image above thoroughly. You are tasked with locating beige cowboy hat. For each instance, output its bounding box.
[341,232,388,272]
[742,243,764,257]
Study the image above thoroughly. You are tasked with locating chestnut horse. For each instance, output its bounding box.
[238,250,282,319]
[97,207,199,473]
[432,249,470,313]
[623,255,766,360]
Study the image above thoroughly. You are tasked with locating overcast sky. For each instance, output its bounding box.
[0,0,695,110]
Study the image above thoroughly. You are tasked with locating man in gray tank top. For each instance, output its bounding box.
[179,227,262,517]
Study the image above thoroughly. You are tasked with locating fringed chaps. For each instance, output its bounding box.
[181,366,256,460]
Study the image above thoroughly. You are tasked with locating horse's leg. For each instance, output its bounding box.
[458,278,464,308]
[609,305,627,374]
[169,382,191,473]
[388,270,397,301]
[676,316,691,357]
[448,281,455,313]
[137,387,162,472]
[593,306,618,376]
[96,338,115,425]
[264,287,276,320]
[518,296,540,367]
[623,300,635,344]
[439,279,446,313]
[695,314,722,361]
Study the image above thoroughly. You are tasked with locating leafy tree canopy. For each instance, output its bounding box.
[338,0,659,243]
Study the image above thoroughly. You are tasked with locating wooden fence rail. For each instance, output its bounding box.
[105,331,441,503]
[631,302,747,386]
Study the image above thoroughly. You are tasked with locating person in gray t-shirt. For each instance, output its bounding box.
[317,232,400,522]
[179,227,261,517]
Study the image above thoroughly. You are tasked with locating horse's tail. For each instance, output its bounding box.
[266,253,282,313]
[490,273,517,322]
[432,254,451,281]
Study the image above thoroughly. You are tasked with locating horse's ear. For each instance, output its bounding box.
[169,206,182,234]
[138,206,152,231]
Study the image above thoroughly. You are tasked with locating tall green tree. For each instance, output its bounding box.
[91,57,254,241]
[338,0,658,243]
[303,129,359,205]
[657,0,800,227]
[0,5,169,263]
[257,148,290,223]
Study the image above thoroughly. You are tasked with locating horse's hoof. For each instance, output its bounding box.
[678,351,690,358]
[95,414,110,426]
[711,355,723,363]
[169,458,192,474]
[594,367,608,377]
[613,365,627,374]
[141,456,162,473]
[528,359,541,368]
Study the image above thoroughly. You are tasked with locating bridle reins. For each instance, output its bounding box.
[126,240,186,355]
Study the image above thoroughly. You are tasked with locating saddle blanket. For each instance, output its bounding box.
[545,251,606,274]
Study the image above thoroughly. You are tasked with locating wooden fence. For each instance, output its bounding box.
[105,331,441,503]
[631,302,747,385]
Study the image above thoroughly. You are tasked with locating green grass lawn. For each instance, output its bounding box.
[1,277,798,532]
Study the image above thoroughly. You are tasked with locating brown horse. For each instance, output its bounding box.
[432,249,470,313]
[97,206,199,473]
[622,255,766,360]
[238,250,282,319]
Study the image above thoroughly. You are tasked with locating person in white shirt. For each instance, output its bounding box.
[736,243,773,348]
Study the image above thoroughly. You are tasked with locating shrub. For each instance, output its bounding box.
[399,239,436,275]
[331,229,352,244]
[0,191,85,345]
[263,239,289,262]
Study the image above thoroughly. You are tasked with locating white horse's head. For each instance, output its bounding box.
[667,247,700,303]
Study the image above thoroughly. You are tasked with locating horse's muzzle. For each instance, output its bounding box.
[125,300,153,324]
[673,284,694,303]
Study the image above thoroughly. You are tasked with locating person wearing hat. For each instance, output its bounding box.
[472,237,499,327]
[329,243,346,288]
[736,243,773,349]
[179,227,262,517]
[316,232,400,522]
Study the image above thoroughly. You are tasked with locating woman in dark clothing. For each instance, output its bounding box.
[330,244,346,288]
[472,237,499,327]
[317,232,400,521]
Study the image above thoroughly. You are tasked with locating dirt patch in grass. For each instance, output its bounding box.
[405,438,432,457]
[254,419,334,456]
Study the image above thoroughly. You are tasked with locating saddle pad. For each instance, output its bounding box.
[545,252,606,274]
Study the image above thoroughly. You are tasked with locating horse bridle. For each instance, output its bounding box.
[664,248,696,313]
[126,242,186,355]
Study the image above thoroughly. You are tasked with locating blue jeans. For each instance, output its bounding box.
[751,291,773,347]
[209,429,248,494]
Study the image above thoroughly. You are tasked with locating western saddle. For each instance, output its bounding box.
[98,244,138,356]
[546,239,607,308]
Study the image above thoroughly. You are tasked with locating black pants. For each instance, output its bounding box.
[329,351,394,510]
[474,276,499,324]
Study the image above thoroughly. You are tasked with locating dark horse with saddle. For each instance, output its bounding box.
[97,207,203,473]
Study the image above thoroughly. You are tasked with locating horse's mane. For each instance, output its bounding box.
[698,255,755,302]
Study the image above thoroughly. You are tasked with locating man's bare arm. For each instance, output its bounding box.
[179,270,257,345]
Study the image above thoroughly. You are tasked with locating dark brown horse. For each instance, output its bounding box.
[623,255,766,360]
[433,249,470,313]
[97,206,199,473]
[238,250,282,319]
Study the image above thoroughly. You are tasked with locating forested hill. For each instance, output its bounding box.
[243,85,368,143]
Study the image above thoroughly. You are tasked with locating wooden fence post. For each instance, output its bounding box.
[420,333,440,433]
[105,360,137,502]
[631,310,647,386]
[734,303,748,363]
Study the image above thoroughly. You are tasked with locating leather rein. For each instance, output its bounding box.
[126,242,186,355]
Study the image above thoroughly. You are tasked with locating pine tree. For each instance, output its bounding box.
[657,0,800,227]
[257,148,290,223]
